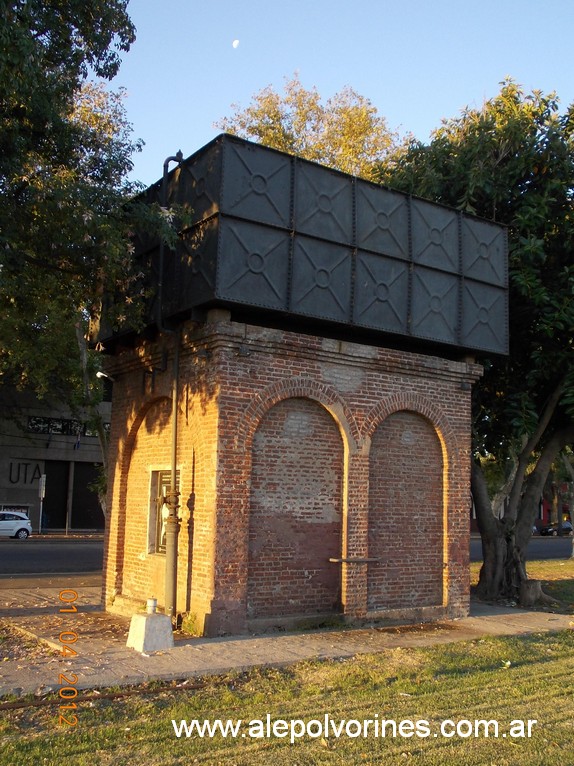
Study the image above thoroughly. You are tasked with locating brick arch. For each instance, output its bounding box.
[363,392,463,611]
[222,380,357,627]
[247,396,344,620]
[363,392,457,463]
[367,410,446,612]
[236,377,361,455]
[119,396,172,477]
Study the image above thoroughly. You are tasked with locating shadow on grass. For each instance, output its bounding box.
[542,578,574,611]
[420,629,573,682]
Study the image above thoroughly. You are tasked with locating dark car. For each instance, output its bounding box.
[539,520,573,537]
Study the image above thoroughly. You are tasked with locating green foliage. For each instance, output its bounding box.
[381,80,574,462]
[0,3,144,401]
[0,80,147,400]
[216,73,396,180]
[0,1,135,185]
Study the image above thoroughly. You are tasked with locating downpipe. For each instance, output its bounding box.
[157,152,183,625]
[163,333,180,623]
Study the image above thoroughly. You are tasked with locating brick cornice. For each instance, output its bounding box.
[185,320,483,386]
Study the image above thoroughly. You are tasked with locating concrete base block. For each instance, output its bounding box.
[126,613,174,653]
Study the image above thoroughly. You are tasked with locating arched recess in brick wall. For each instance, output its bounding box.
[117,397,173,519]
[236,377,360,452]
[247,396,344,620]
[367,409,445,612]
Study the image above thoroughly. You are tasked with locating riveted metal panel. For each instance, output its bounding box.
[461,281,508,353]
[216,219,290,311]
[294,160,353,244]
[114,135,509,356]
[411,268,459,345]
[462,217,507,287]
[411,198,459,273]
[354,252,409,333]
[173,218,219,311]
[291,236,352,322]
[220,139,292,229]
[356,181,409,259]
[177,141,223,225]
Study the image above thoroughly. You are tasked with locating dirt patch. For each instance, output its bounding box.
[0,620,58,662]
[374,621,458,635]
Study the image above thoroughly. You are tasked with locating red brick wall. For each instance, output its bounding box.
[103,315,480,635]
[248,397,343,618]
[122,397,172,600]
[102,339,220,620]
[367,411,444,611]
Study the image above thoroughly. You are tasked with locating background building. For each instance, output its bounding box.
[0,387,109,532]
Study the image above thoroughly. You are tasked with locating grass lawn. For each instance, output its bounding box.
[1,560,572,766]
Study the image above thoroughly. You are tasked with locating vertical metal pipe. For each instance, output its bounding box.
[164,334,180,621]
[157,151,183,623]
[157,150,183,331]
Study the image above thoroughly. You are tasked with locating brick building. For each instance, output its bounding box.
[102,135,507,636]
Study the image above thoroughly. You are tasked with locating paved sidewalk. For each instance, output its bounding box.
[0,577,571,698]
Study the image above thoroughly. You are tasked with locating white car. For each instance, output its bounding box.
[0,510,33,539]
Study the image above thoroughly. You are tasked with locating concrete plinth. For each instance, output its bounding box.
[126,613,174,653]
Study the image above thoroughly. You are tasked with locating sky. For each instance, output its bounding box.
[114,0,574,187]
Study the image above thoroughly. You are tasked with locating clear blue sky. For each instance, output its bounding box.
[115,0,574,187]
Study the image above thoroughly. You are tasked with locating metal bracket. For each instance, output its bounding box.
[143,348,169,393]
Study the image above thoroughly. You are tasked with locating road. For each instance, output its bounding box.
[470,535,573,562]
[0,536,571,578]
[0,538,103,575]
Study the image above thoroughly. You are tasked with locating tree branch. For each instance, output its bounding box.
[516,424,574,546]
[472,460,498,538]
[3,247,85,277]
[507,377,568,519]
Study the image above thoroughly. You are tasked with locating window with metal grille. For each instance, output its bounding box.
[149,470,179,554]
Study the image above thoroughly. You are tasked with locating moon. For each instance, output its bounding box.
[232,39,239,48]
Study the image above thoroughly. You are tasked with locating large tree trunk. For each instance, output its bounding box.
[475,527,517,600]
[472,425,574,604]
[472,461,522,600]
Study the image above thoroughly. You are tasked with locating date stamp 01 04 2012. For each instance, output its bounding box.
[57,589,80,726]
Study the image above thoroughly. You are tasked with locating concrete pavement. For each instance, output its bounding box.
[0,576,572,698]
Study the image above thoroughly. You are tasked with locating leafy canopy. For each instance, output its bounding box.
[0,0,135,183]
[0,2,150,400]
[216,73,396,180]
[381,80,574,462]
[379,80,574,596]
[0,81,148,400]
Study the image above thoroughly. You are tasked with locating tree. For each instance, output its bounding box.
[380,80,574,602]
[0,1,135,190]
[0,1,140,380]
[0,2,161,516]
[216,73,396,180]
